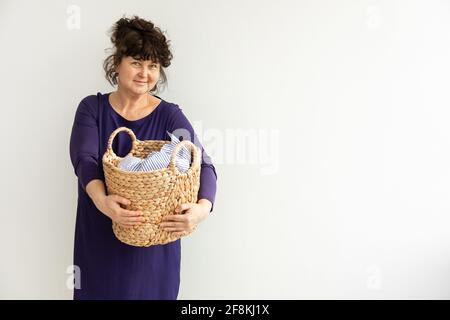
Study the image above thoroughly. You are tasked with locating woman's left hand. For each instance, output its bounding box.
[159,201,211,237]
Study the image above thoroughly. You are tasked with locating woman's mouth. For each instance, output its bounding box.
[134,81,147,85]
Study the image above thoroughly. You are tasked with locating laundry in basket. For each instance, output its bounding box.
[118,131,191,173]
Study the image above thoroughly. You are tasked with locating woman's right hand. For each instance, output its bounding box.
[94,194,145,228]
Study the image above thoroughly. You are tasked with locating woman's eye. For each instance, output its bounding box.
[133,62,141,66]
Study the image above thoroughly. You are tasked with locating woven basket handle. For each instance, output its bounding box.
[168,140,201,172]
[106,127,137,158]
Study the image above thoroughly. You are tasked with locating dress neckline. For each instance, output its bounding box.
[106,92,164,125]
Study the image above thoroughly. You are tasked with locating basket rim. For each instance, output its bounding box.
[102,154,198,176]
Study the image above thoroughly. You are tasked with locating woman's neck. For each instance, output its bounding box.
[112,89,150,113]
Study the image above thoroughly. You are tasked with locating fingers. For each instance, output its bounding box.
[115,210,145,227]
[125,216,146,223]
[164,227,185,232]
[118,223,135,229]
[160,221,184,232]
[113,195,131,206]
[117,214,190,233]
[160,215,191,233]
[119,213,145,226]
[117,218,144,228]
[175,203,195,213]
[163,214,186,222]
[121,209,143,217]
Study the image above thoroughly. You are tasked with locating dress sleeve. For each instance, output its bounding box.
[167,106,217,213]
[69,97,104,192]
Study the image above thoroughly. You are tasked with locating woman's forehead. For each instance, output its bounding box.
[127,55,158,63]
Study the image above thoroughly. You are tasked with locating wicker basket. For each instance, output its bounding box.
[102,127,201,247]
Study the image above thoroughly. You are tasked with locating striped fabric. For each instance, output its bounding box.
[118,131,192,173]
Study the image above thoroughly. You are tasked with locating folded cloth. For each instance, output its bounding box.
[118,131,191,173]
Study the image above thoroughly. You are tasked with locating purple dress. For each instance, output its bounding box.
[69,92,217,300]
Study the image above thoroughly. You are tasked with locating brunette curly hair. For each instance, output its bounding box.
[103,15,173,93]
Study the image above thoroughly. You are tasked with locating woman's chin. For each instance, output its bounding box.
[128,86,149,95]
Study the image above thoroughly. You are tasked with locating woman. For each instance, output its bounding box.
[69,15,217,300]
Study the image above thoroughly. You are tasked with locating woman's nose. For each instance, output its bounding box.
[138,69,148,78]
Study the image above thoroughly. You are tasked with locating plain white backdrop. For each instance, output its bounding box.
[1,0,450,299]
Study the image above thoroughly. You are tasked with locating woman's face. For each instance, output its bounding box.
[115,56,160,95]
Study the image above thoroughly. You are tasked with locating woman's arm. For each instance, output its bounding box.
[69,97,144,227]
[197,198,213,212]
[159,104,218,236]
[86,179,107,207]
[69,97,104,192]
[167,106,218,213]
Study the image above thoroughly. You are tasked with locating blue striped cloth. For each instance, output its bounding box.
[118,131,192,173]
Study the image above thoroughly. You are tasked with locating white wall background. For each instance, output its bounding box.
[1,0,450,299]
